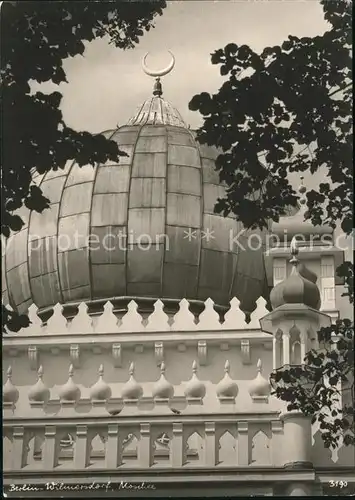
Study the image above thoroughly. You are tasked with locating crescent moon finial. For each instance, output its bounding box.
[142,51,175,97]
[142,51,175,78]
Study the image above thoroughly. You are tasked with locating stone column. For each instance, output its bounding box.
[282,331,290,366]
[43,425,57,469]
[272,334,282,370]
[12,426,25,469]
[171,422,184,467]
[280,411,313,468]
[106,424,122,468]
[204,422,217,466]
[74,425,89,469]
[237,421,249,465]
[138,423,153,467]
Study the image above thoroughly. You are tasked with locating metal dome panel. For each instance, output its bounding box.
[4,123,270,314]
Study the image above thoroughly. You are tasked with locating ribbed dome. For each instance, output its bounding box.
[3,93,270,316]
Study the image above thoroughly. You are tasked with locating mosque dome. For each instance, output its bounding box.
[3,67,270,318]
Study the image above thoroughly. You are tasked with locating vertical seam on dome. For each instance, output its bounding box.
[4,237,15,310]
[87,164,101,303]
[125,124,146,296]
[186,128,203,299]
[132,101,146,126]
[88,129,117,302]
[160,126,169,298]
[56,160,77,305]
[26,172,47,310]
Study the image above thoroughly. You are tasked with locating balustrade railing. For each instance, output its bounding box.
[3,413,283,472]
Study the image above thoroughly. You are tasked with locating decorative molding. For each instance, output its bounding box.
[271,420,283,434]
[154,342,164,366]
[197,340,207,366]
[28,346,38,370]
[112,343,122,368]
[205,421,215,434]
[238,421,249,433]
[240,340,251,365]
[70,344,80,368]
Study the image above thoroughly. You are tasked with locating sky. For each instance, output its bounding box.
[34,0,330,133]
[31,0,352,313]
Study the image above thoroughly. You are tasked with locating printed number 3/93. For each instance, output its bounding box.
[329,480,348,488]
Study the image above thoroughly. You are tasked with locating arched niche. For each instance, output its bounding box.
[185,431,204,465]
[250,430,271,466]
[218,430,237,465]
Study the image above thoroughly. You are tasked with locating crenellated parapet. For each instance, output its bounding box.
[4,296,271,336]
[3,297,274,376]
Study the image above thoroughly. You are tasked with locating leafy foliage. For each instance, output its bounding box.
[189,0,352,234]
[1,1,166,333]
[189,0,353,449]
[270,317,354,449]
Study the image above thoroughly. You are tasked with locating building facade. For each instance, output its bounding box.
[2,75,354,497]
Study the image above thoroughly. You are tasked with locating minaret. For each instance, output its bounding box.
[266,177,344,323]
[260,238,332,494]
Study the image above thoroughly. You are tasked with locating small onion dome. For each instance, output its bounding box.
[216,360,238,399]
[270,237,321,310]
[121,362,143,400]
[89,364,112,401]
[58,364,81,402]
[184,360,206,399]
[28,366,50,403]
[152,362,174,399]
[271,177,333,242]
[248,359,270,398]
[3,366,19,403]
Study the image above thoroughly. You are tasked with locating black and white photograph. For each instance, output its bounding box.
[1,0,354,497]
